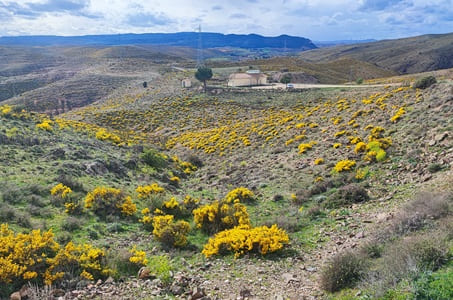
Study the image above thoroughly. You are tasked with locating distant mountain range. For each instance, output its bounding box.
[0,32,317,50]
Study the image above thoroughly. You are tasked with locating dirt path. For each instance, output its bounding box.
[251,83,398,90]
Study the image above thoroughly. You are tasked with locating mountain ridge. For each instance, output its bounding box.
[0,32,317,50]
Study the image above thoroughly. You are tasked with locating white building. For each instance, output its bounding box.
[227,71,267,87]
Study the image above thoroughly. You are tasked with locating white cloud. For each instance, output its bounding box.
[0,0,451,40]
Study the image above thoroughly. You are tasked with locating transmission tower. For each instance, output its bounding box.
[196,25,204,68]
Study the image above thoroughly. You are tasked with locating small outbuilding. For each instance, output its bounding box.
[227,70,267,87]
[181,78,192,88]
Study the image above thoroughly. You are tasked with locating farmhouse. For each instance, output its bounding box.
[228,70,267,87]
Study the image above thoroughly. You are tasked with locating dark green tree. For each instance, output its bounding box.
[280,74,291,85]
[195,67,213,92]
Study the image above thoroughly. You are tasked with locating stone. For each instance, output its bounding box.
[138,266,151,279]
[435,132,448,142]
[240,289,252,298]
[170,284,184,295]
[10,292,20,300]
[190,286,206,300]
[104,276,114,284]
[282,272,299,284]
[356,231,365,239]
[52,289,66,297]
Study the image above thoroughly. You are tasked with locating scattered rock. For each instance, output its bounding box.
[10,292,21,300]
[138,266,152,279]
[170,284,184,295]
[52,289,66,297]
[104,276,114,284]
[435,132,448,142]
[356,231,365,239]
[240,288,252,298]
[189,286,206,300]
[282,273,299,284]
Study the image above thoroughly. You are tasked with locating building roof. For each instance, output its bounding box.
[229,73,266,79]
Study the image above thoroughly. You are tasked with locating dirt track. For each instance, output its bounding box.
[251,83,398,89]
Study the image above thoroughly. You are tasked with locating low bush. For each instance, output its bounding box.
[62,216,82,232]
[84,186,136,218]
[152,215,190,248]
[427,163,442,173]
[320,251,367,292]
[202,224,289,258]
[305,205,325,220]
[2,187,23,204]
[0,224,112,297]
[325,183,369,208]
[262,215,302,233]
[193,199,250,234]
[391,192,451,236]
[224,187,255,203]
[141,149,168,169]
[369,233,450,296]
[55,174,84,192]
[413,76,436,89]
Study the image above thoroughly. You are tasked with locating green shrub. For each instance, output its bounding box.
[141,149,168,169]
[414,267,453,300]
[107,248,140,278]
[428,163,442,173]
[361,240,384,259]
[325,183,369,208]
[320,251,367,292]
[413,76,436,89]
[62,216,82,232]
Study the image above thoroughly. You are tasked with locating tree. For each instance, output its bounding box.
[195,67,213,92]
[280,74,291,85]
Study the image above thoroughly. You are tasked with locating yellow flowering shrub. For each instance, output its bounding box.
[152,215,190,247]
[0,224,111,293]
[36,119,53,131]
[314,158,324,165]
[50,183,72,198]
[390,107,406,122]
[333,143,342,149]
[95,128,121,144]
[169,176,180,183]
[193,200,250,234]
[224,187,254,203]
[202,225,289,258]
[84,186,136,218]
[181,195,200,213]
[354,142,367,153]
[365,141,387,162]
[129,246,148,266]
[334,130,346,137]
[333,160,356,172]
[298,141,316,154]
[355,168,369,180]
[0,104,12,115]
[136,183,165,198]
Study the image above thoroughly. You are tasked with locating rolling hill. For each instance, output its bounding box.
[299,32,453,74]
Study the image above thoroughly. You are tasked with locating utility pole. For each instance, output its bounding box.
[196,25,204,68]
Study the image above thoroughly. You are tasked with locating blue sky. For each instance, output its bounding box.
[0,0,452,40]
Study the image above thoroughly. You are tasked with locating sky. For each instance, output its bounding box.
[0,0,452,40]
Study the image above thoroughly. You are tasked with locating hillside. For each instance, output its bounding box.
[0,32,317,50]
[2,66,451,298]
[210,56,396,83]
[299,32,453,74]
